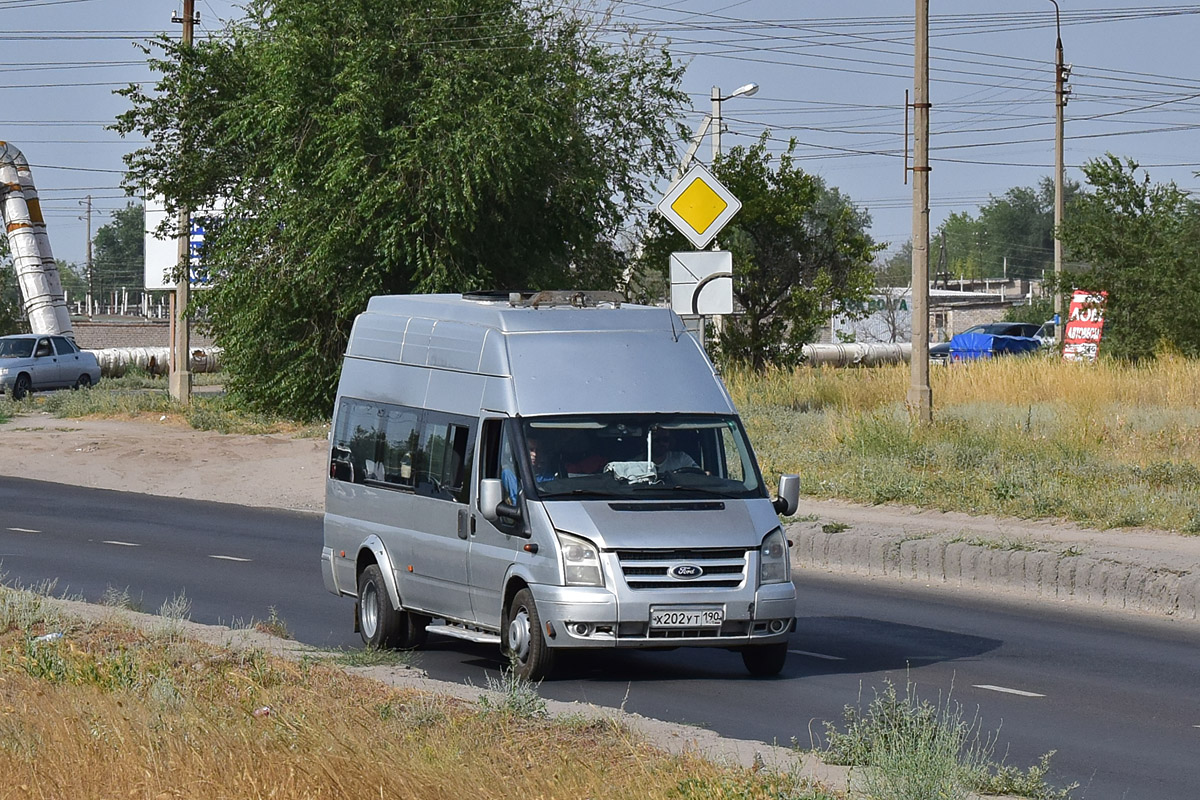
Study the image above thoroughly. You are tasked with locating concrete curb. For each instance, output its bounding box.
[788,521,1199,621]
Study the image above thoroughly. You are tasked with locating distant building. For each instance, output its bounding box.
[827,278,1045,344]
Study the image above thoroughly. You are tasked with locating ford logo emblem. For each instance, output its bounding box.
[670,564,704,580]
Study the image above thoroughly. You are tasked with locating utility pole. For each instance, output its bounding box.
[169,0,196,404]
[907,0,932,424]
[711,86,722,163]
[1049,0,1069,339]
[84,195,93,317]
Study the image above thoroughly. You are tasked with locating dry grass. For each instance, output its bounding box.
[729,355,1200,533]
[0,585,834,800]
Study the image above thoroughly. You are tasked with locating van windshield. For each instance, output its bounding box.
[522,414,766,501]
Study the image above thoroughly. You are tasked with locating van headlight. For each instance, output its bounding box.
[759,527,790,585]
[557,532,603,587]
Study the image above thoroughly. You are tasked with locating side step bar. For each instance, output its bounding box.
[425,623,501,646]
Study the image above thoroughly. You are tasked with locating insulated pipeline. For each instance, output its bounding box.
[0,141,72,338]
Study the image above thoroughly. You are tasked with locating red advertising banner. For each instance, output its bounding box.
[1062,289,1108,362]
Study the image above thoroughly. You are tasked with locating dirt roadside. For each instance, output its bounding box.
[2,412,1199,622]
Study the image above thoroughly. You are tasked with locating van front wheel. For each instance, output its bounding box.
[358,564,422,649]
[741,642,788,677]
[505,588,554,681]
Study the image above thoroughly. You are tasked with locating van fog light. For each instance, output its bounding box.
[769,619,787,634]
[571,622,592,637]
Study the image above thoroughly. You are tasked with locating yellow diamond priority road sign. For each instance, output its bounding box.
[656,164,742,249]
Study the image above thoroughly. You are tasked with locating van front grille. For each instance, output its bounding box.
[614,548,748,590]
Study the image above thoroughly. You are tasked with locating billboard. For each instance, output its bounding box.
[1062,289,1108,362]
[143,195,215,290]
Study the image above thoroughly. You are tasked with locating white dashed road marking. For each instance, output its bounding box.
[6,527,40,533]
[103,540,140,547]
[209,555,252,562]
[789,649,846,661]
[973,684,1045,698]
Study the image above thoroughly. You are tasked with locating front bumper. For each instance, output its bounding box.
[529,581,796,649]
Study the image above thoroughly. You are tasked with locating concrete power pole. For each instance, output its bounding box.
[169,0,196,404]
[907,0,933,424]
[84,194,93,317]
[1050,0,1068,337]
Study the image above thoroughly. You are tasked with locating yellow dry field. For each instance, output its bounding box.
[0,591,821,800]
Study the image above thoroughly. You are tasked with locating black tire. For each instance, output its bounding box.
[357,564,423,649]
[74,374,93,390]
[504,587,555,681]
[11,374,32,401]
[741,642,788,677]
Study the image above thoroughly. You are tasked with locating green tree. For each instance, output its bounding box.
[936,178,1081,282]
[1058,155,1200,359]
[91,202,146,302]
[115,0,685,419]
[637,137,878,369]
[876,240,912,287]
[0,236,25,333]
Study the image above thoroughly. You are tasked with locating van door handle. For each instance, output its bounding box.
[457,508,470,540]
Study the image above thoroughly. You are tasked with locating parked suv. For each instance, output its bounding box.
[929,322,1052,363]
[0,334,101,400]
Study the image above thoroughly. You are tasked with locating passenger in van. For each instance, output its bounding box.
[651,428,699,473]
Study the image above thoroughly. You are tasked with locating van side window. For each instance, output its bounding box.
[416,416,472,501]
[331,397,474,500]
[331,398,381,483]
[380,406,420,487]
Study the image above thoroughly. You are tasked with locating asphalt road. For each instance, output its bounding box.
[1,475,1197,799]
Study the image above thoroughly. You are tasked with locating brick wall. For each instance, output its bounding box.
[71,319,215,350]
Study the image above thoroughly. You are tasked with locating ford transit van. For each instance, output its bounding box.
[322,291,799,679]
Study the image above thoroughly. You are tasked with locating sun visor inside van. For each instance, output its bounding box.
[504,330,735,416]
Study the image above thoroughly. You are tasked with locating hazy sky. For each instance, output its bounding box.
[3,0,1197,274]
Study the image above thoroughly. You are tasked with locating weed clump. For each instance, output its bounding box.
[821,679,1075,800]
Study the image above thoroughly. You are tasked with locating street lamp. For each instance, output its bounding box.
[674,82,760,179]
[712,83,759,162]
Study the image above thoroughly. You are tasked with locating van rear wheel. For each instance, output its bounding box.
[358,564,423,649]
[741,642,788,676]
[505,588,554,681]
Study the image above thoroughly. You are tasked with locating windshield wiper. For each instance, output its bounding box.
[631,483,729,498]
[538,488,615,499]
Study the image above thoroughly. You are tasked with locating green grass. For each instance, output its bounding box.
[16,379,326,438]
[821,680,1076,800]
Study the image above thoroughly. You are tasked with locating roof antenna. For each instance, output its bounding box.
[667,304,680,342]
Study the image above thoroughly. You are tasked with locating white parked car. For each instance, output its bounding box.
[0,333,102,400]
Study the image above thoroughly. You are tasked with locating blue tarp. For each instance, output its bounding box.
[948,331,1041,361]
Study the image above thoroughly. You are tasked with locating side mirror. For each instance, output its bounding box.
[480,478,522,522]
[773,474,800,516]
[480,479,503,522]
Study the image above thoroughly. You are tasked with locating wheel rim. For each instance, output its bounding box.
[508,606,531,662]
[360,582,379,639]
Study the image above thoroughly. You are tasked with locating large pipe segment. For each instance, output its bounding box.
[1,141,73,338]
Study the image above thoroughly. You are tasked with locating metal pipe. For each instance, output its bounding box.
[802,343,912,367]
[0,141,72,337]
[86,346,222,378]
